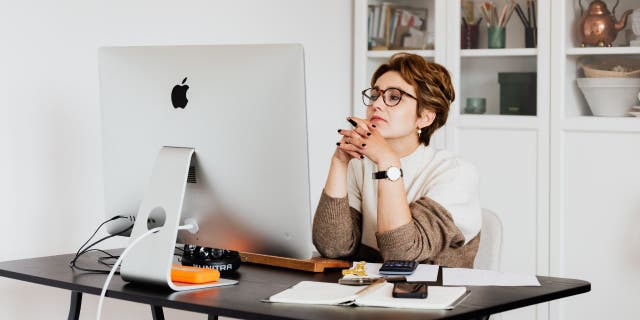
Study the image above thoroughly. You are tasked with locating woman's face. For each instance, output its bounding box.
[366,71,431,140]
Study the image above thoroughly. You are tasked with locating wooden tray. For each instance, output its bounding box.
[238,252,351,272]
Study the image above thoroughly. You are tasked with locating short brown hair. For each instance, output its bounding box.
[371,53,455,146]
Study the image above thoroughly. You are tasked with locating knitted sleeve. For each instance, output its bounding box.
[312,191,362,258]
[375,196,467,263]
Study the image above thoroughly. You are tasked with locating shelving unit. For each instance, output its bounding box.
[354,2,549,320]
[550,2,640,320]
[354,1,639,320]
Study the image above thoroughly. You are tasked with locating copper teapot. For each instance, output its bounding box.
[579,0,632,47]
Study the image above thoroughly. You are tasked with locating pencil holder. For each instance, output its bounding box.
[525,27,537,48]
[461,23,479,49]
[488,26,506,49]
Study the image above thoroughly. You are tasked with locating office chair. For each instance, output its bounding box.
[473,208,503,271]
[473,209,503,320]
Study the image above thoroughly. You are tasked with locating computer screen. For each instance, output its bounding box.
[98,44,313,259]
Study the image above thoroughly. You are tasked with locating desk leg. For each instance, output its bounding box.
[208,315,218,320]
[150,305,165,320]
[67,291,82,320]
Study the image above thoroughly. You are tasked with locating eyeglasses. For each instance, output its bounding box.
[361,87,417,107]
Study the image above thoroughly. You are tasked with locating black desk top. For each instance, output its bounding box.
[0,252,590,320]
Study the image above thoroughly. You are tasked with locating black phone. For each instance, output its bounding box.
[392,282,428,299]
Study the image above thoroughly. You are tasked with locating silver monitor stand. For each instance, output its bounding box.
[120,147,237,290]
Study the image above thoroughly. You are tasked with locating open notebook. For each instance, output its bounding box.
[267,281,468,310]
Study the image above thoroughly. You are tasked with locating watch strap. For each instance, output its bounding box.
[373,171,388,179]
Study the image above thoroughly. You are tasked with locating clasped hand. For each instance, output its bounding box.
[334,117,396,166]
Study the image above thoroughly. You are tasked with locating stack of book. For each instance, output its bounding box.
[368,2,429,50]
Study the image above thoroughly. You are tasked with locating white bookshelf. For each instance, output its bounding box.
[354,2,640,320]
[550,2,640,320]
[354,2,550,320]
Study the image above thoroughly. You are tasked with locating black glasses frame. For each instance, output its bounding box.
[361,87,418,107]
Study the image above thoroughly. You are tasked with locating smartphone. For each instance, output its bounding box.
[338,277,379,286]
[392,282,428,299]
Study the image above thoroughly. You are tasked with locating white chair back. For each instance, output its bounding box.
[473,209,503,271]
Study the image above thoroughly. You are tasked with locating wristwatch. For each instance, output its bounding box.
[372,166,403,181]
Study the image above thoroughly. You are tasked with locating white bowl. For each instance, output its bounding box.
[576,77,640,116]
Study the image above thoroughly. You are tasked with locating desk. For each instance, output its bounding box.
[0,251,589,320]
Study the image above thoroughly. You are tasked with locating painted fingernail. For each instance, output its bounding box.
[361,143,366,147]
[336,142,341,146]
[348,119,358,127]
[372,124,377,128]
[366,132,371,136]
[360,155,364,159]
[337,129,342,133]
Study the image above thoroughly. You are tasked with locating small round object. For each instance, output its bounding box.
[386,166,402,181]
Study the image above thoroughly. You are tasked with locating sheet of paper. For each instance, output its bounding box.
[405,263,439,282]
[268,281,361,305]
[443,268,541,286]
[347,262,439,282]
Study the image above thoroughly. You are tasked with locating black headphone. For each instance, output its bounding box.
[180,244,241,274]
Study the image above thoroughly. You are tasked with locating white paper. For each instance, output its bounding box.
[406,264,439,282]
[268,281,361,305]
[347,262,439,282]
[443,268,541,286]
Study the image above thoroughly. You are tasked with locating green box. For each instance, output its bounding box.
[498,72,537,115]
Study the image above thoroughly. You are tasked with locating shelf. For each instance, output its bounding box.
[561,116,640,133]
[461,48,538,58]
[367,50,435,59]
[566,47,640,56]
[456,114,539,130]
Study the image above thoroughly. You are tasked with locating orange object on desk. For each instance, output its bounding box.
[171,264,220,284]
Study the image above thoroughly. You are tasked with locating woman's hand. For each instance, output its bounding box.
[337,117,398,166]
[333,128,364,165]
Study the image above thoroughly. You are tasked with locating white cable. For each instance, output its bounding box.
[96,224,196,320]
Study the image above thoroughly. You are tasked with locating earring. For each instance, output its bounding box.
[417,128,422,135]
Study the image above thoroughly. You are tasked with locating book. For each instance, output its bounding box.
[267,280,468,310]
[367,4,429,50]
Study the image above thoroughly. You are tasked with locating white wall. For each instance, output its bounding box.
[0,1,353,319]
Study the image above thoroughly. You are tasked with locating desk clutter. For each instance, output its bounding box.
[266,261,541,310]
[267,281,468,310]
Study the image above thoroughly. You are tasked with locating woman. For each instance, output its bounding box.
[312,53,481,268]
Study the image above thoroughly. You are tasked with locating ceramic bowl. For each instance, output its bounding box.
[576,77,640,116]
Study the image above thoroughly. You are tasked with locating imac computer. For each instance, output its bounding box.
[98,44,312,290]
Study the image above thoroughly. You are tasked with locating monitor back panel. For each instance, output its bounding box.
[99,44,312,259]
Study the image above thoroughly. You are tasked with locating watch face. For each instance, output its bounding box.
[387,167,401,181]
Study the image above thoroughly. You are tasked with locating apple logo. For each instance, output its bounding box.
[171,77,189,109]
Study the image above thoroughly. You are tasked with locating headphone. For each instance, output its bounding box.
[180,244,241,274]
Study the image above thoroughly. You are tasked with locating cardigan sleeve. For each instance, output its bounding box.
[312,191,362,258]
[375,196,466,262]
